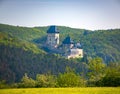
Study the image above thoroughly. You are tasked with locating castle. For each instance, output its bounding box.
[46,26,83,59]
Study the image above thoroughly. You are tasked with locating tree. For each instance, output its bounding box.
[87,57,106,86]
[100,63,120,87]
[20,73,36,88]
[0,80,8,88]
[57,67,85,87]
[36,73,56,87]
[36,74,47,87]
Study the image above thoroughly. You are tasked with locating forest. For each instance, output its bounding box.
[0,24,120,88]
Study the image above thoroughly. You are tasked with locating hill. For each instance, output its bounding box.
[0,23,120,83]
[35,26,120,63]
[0,24,84,83]
[81,29,120,63]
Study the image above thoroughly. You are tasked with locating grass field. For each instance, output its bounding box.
[0,87,120,94]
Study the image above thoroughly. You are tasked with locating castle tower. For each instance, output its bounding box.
[62,35,83,59]
[47,26,59,48]
[62,35,74,55]
[62,35,74,49]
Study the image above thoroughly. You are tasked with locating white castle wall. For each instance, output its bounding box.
[67,48,83,59]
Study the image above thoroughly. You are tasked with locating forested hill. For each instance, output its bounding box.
[35,25,120,63]
[0,23,120,83]
[0,23,120,63]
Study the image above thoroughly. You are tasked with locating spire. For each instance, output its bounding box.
[62,35,73,44]
[47,25,59,33]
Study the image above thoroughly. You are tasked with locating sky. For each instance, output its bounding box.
[0,0,120,30]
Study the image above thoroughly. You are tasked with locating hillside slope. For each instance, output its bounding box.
[0,24,46,41]
[0,25,84,83]
[0,24,120,83]
[35,26,120,63]
[0,24,120,63]
[81,29,120,63]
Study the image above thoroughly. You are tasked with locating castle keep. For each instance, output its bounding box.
[46,26,83,59]
[47,26,59,48]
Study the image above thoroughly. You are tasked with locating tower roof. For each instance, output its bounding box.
[47,26,59,33]
[62,35,74,44]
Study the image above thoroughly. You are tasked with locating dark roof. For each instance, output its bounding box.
[47,26,59,33]
[62,35,74,44]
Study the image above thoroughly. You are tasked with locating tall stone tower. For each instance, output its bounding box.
[47,26,59,48]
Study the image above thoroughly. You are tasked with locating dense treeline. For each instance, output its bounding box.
[0,59,120,88]
[0,43,85,83]
[80,29,120,63]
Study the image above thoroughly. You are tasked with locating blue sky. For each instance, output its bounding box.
[0,0,120,30]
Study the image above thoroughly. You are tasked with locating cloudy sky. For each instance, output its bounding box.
[0,0,120,30]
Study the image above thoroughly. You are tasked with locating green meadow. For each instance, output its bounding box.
[0,87,120,94]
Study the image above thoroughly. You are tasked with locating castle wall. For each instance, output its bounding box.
[67,48,83,59]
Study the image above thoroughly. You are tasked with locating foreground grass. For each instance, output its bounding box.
[0,87,120,94]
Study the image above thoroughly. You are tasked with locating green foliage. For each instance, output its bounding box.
[0,24,46,41]
[0,42,85,83]
[57,67,86,87]
[87,57,106,86]
[36,74,47,87]
[0,32,45,54]
[19,73,36,88]
[80,29,120,63]
[0,80,9,89]
[97,63,120,87]
[36,74,56,87]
